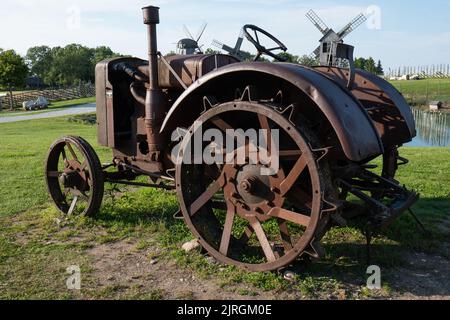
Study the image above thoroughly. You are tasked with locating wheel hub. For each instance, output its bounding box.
[224,162,286,221]
[61,160,89,191]
[236,165,271,205]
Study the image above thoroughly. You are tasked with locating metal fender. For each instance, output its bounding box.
[160,62,384,162]
[314,66,416,147]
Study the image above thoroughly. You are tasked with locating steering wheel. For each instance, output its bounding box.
[243,24,288,62]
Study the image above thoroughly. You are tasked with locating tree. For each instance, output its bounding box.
[25,46,52,82]
[354,57,366,70]
[354,57,383,75]
[297,55,318,67]
[0,49,29,109]
[204,48,221,55]
[276,52,299,63]
[164,51,177,57]
[376,60,384,75]
[365,57,377,74]
[91,46,120,65]
[43,44,120,86]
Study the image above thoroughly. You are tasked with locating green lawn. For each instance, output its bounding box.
[390,78,450,105]
[0,115,449,299]
[0,114,107,215]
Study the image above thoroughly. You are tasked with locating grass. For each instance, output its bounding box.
[0,114,108,215]
[0,115,449,299]
[390,78,450,105]
[0,97,95,118]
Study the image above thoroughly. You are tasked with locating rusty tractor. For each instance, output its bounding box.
[45,6,418,272]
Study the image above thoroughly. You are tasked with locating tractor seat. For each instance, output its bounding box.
[156,54,239,89]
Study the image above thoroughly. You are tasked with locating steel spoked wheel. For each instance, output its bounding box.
[176,101,331,271]
[45,136,104,217]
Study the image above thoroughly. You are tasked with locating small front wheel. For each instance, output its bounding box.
[45,136,104,217]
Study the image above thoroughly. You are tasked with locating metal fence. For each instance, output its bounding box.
[1,83,95,110]
[386,65,450,79]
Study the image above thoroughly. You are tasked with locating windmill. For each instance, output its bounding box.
[306,9,367,66]
[212,29,245,60]
[176,22,207,55]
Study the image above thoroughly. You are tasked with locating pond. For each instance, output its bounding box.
[406,107,450,147]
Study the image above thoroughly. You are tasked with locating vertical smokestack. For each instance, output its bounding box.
[142,6,165,163]
[142,6,160,90]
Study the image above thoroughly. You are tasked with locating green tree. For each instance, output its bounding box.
[164,51,177,57]
[365,57,377,74]
[204,48,221,55]
[275,52,299,63]
[45,44,93,85]
[376,59,384,75]
[44,44,120,86]
[91,46,119,65]
[0,49,29,110]
[354,57,366,70]
[355,57,383,75]
[25,46,52,81]
[298,54,318,67]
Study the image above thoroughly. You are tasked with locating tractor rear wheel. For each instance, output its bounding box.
[175,100,335,271]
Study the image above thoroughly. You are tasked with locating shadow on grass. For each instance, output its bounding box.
[90,190,450,297]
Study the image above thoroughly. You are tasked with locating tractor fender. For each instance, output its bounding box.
[160,62,383,162]
[314,66,416,147]
[354,69,415,137]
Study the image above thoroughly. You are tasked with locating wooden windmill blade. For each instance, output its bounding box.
[212,28,244,57]
[195,22,207,42]
[183,24,195,40]
[306,9,329,35]
[337,13,367,39]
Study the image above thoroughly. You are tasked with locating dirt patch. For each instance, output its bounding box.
[85,239,287,299]
[390,246,450,299]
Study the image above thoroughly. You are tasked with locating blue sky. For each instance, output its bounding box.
[2,0,450,71]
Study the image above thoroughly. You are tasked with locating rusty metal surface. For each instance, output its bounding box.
[314,66,416,147]
[160,62,383,162]
[175,101,330,271]
[154,54,239,89]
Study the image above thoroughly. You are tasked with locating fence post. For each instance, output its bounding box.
[8,90,15,110]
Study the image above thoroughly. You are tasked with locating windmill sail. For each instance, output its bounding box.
[312,45,321,58]
[337,13,367,39]
[306,9,329,35]
[196,22,207,42]
[183,24,195,40]
[212,39,234,53]
[213,29,244,57]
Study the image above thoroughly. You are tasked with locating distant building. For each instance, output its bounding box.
[429,101,443,111]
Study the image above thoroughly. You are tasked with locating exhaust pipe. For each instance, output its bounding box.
[142,6,165,162]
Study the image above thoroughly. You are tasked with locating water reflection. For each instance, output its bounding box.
[407,107,450,147]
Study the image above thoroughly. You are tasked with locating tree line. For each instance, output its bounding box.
[1,44,385,94]
[0,45,121,92]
